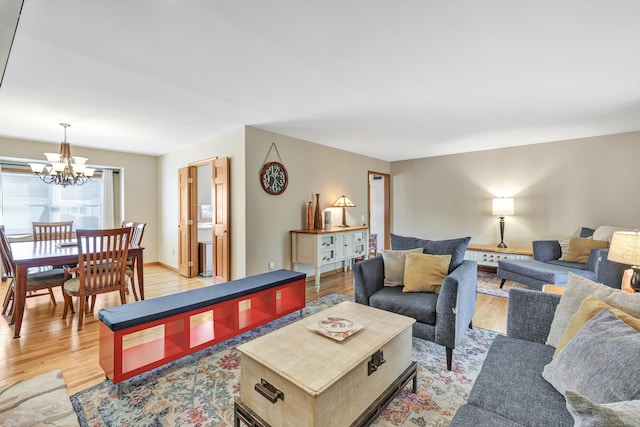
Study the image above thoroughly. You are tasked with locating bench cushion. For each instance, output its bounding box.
[98,269,305,331]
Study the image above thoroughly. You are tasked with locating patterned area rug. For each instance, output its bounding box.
[476,271,528,298]
[71,293,498,427]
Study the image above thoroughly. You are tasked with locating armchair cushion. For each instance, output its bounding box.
[564,237,609,263]
[390,233,471,273]
[369,286,438,325]
[402,252,450,293]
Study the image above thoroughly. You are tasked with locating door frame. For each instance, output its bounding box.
[367,171,390,251]
[180,157,231,282]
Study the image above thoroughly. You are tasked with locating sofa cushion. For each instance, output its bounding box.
[565,390,640,427]
[546,273,640,347]
[579,227,596,238]
[555,295,640,356]
[544,259,590,270]
[499,259,593,286]
[402,252,450,293]
[450,404,524,427]
[543,309,640,404]
[368,286,437,325]
[564,237,609,263]
[390,233,470,273]
[381,248,423,286]
[467,334,573,427]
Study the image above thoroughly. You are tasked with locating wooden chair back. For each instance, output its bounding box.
[130,222,146,247]
[121,221,145,246]
[0,225,15,279]
[32,221,73,241]
[75,227,131,296]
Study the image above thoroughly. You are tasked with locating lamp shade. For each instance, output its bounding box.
[492,197,514,216]
[608,231,640,266]
[331,195,356,208]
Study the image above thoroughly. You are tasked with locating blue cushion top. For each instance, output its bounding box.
[98,269,305,331]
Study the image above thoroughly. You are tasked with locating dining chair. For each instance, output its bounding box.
[121,221,146,301]
[1,225,68,325]
[31,220,75,300]
[62,227,131,330]
[32,221,74,241]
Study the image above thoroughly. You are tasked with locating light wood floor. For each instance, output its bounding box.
[0,264,508,395]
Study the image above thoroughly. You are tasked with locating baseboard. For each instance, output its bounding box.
[303,268,347,283]
[157,261,178,272]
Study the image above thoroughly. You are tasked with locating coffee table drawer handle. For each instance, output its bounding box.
[255,378,284,403]
[368,349,386,376]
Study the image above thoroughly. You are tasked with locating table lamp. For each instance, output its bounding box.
[331,195,356,227]
[607,230,640,292]
[492,197,514,248]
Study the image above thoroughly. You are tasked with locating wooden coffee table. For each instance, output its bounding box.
[234,301,417,427]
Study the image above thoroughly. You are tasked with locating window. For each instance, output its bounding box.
[1,170,103,235]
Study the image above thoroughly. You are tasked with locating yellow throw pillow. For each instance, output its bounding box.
[564,237,609,263]
[554,295,640,357]
[402,252,451,293]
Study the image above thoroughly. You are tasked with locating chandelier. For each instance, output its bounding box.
[29,123,95,187]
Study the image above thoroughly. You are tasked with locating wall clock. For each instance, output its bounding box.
[260,161,288,195]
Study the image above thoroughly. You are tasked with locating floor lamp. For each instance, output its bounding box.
[492,197,514,248]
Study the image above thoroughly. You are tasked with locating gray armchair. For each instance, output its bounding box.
[353,256,477,370]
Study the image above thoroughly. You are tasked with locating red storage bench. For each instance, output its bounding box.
[98,269,306,384]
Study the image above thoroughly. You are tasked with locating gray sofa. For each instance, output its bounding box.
[497,240,627,291]
[450,288,573,426]
[353,234,477,370]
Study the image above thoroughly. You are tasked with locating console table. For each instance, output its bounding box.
[464,243,532,269]
[291,226,368,289]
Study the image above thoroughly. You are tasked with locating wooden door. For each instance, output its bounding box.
[213,157,230,282]
[178,166,198,277]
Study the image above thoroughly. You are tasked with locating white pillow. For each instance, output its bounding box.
[592,225,635,242]
[558,238,570,261]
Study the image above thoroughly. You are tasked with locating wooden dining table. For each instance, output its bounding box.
[9,240,144,338]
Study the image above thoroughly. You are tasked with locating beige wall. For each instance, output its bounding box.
[244,127,390,277]
[390,132,640,249]
[0,136,159,261]
[6,128,637,280]
[157,127,247,279]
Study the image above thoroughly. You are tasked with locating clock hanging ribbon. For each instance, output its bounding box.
[259,143,288,195]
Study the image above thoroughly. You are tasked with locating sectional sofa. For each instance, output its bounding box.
[451,274,640,426]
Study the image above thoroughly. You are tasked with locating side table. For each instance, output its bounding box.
[542,284,566,295]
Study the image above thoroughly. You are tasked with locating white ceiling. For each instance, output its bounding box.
[1,1,639,161]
